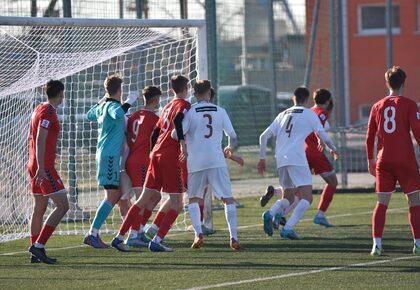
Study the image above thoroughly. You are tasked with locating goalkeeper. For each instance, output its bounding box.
[84,75,139,248]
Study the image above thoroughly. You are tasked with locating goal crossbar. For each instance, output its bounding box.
[0,16,206,28]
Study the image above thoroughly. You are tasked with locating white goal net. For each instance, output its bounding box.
[0,17,207,242]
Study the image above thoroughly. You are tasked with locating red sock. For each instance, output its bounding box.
[318,184,336,212]
[156,209,179,239]
[36,225,55,246]
[199,205,204,222]
[153,211,166,228]
[119,204,141,236]
[409,205,420,239]
[30,234,39,245]
[142,209,153,225]
[372,202,387,238]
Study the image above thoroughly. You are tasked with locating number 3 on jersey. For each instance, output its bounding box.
[383,106,396,134]
[203,113,213,138]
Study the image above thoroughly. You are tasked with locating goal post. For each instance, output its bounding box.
[0,16,210,242]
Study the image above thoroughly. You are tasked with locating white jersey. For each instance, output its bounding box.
[183,102,236,173]
[263,105,324,168]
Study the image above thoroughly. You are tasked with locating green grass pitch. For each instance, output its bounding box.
[1,193,419,289]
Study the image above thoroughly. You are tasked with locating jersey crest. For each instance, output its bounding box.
[417,112,420,120]
[40,119,50,129]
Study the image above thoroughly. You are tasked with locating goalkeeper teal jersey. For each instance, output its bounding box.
[87,98,126,159]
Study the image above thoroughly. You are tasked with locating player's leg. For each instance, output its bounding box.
[187,171,206,249]
[112,187,160,251]
[281,166,313,240]
[370,166,395,256]
[118,168,134,218]
[262,167,296,236]
[210,167,240,250]
[30,191,69,264]
[314,172,338,227]
[407,191,420,254]
[145,198,170,240]
[29,194,48,263]
[127,187,161,247]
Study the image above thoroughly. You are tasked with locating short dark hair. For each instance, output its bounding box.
[142,86,161,104]
[104,75,123,96]
[385,66,406,90]
[293,86,310,103]
[171,75,189,94]
[313,88,331,105]
[194,80,211,95]
[44,79,64,99]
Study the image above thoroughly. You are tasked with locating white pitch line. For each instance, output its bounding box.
[0,207,406,257]
[183,255,420,290]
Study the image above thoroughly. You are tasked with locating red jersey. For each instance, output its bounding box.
[366,95,420,165]
[28,102,60,169]
[304,106,329,153]
[152,98,191,157]
[126,109,159,161]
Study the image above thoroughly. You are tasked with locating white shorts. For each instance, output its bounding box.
[278,165,312,189]
[188,167,232,200]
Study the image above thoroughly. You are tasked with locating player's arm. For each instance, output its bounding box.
[34,126,48,185]
[408,101,420,146]
[317,129,339,160]
[365,106,377,176]
[109,92,139,120]
[221,109,238,158]
[257,121,275,174]
[150,126,160,150]
[87,96,107,121]
[173,111,187,161]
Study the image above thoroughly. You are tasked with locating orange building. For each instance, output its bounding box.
[307,0,420,125]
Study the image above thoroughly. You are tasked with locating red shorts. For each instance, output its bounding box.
[306,149,334,175]
[144,155,185,194]
[376,162,420,194]
[126,158,149,188]
[28,166,65,195]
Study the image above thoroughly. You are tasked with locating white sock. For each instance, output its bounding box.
[415,239,420,247]
[284,199,311,231]
[188,202,203,237]
[139,225,144,234]
[269,199,290,217]
[152,235,162,244]
[373,238,382,249]
[128,229,138,239]
[225,203,238,240]
[89,227,99,237]
[284,196,299,216]
[316,210,325,217]
[33,242,44,249]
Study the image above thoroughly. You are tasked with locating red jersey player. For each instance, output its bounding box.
[260,89,338,228]
[366,66,420,256]
[121,86,162,247]
[28,80,69,264]
[111,75,191,252]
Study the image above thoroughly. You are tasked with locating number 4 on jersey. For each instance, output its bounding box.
[285,115,293,137]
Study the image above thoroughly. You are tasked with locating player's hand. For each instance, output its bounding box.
[257,159,266,175]
[230,155,244,167]
[125,91,139,105]
[330,149,339,160]
[179,141,188,162]
[368,159,376,177]
[34,168,47,186]
[317,138,326,152]
[224,146,233,159]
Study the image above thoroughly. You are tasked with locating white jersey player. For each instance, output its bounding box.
[182,80,241,251]
[258,86,339,240]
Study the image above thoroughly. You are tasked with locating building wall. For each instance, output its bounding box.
[347,0,420,123]
[307,0,420,124]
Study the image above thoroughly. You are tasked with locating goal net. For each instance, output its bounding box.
[0,17,207,242]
